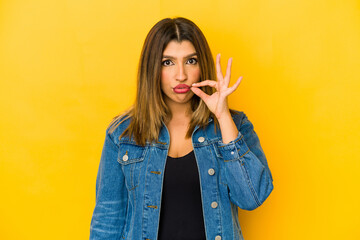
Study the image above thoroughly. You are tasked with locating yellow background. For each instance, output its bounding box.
[1,0,359,239]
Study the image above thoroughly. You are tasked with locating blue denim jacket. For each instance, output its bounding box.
[90,110,273,240]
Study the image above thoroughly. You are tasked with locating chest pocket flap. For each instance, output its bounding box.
[117,143,147,165]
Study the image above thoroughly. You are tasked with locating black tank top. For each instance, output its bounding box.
[157,150,206,240]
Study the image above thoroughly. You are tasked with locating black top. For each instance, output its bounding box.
[157,151,206,240]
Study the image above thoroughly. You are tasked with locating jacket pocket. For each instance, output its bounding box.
[117,143,147,191]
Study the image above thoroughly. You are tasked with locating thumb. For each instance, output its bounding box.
[191,87,210,102]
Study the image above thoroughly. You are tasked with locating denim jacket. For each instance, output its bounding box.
[90,110,273,240]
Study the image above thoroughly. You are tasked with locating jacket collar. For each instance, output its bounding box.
[157,117,214,145]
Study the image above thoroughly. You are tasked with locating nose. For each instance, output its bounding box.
[176,63,187,81]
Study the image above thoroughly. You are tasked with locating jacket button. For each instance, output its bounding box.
[215,235,222,240]
[122,154,128,161]
[198,136,205,143]
[208,168,215,175]
[211,201,218,208]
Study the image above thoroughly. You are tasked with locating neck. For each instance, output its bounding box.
[166,101,192,122]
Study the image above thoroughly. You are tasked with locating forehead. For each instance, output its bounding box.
[162,40,196,56]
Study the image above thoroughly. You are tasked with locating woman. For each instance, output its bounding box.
[90,17,273,240]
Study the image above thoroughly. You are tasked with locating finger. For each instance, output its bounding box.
[228,76,243,94]
[192,80,218,90]
[224,57,232,86]
[216,53,224,82]
[191,87,210,101]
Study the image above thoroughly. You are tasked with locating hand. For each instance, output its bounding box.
[191,53,243,119]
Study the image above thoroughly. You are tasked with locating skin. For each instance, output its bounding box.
[161,40,243,157]
[161,40,200,157]
[161,40,201,112]
[191,53,243,144]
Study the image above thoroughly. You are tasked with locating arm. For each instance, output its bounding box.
[90,130,128,239]
[191,54,273,210]
[217,112,273,210]
[217,110,238,144]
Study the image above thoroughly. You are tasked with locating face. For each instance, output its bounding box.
[161,40,200,107]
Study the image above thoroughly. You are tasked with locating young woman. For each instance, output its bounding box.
[90,17,273,240]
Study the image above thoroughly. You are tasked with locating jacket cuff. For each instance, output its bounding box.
[217,132,250,161]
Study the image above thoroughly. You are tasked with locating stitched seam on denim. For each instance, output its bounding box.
[118,159,143,165]
[107,133,120,150]
[234,135,243,144]
[217,143,228,148]
[147,205,158,209]
[117,144,147,165]
[212,142,223,159]
[240,158,261,207]
[155,147,167,240]
[237,149,250,157]
[131,186,136,237]
[223,149,250,162]
[193,142,212,148]
[129,185,138,191]
[225,159,242,162]
[135,146,148,194]
[216,186,223,237]
[150,171,161,174]
[219,180,228,187]
[130,163,134,189]
[214,143,227,186]
[142,147,152,240]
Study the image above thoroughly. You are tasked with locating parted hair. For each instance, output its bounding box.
[108,17,217,146]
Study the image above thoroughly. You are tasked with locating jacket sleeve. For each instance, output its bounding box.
[90,130,128,239]
[217,113,273,210]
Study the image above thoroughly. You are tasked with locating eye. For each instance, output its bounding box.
[186,58,198,65]
[162,59,173,66]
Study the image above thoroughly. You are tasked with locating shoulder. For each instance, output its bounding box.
[229,109,247,127]
[229,109,258,135]
[105,113,132,146]
[206,109,248,133]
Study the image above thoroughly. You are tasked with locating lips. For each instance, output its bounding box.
[173,84,190,93]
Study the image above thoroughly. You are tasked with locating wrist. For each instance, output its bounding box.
[216,110,238,144]
[216,109,231,122]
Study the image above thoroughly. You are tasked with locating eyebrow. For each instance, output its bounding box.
[162,52,197,59]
